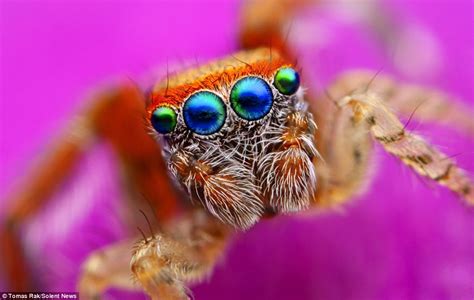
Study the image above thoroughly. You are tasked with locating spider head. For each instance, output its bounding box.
[147,48,318,229]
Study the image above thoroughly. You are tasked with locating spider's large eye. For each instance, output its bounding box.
[274,67,300,95]
[183,91,226,135]
[151,106,177,134]
[230,76,273,121]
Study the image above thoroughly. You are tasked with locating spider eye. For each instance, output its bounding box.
[151,106,177,134]
[274,67,300,95]
[230,76,273,121]
[183,91,226,135]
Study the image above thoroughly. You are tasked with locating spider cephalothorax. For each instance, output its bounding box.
[147,48,318,228]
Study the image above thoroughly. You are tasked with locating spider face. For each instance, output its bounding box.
[147,48,318,229]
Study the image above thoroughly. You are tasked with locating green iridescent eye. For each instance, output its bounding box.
[150,106,177,134]
[273,67,300,95]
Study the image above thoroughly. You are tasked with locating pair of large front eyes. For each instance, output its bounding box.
[151,67,300,135]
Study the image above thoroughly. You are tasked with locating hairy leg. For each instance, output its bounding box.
[131,210,231,300]
[239,0,312,57]
[311,96,374,207]
[1,83,180,290]
[338,90,473,204]
[327,70,474,137]
[77,239,141,299]
[1,100,94,290]
[312,75,473,207]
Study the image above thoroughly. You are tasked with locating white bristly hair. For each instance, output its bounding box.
[258,147,317,212]
[158,82,319,229]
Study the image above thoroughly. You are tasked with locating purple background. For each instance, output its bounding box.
[1,1,473,299]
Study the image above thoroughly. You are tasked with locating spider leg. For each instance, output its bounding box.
[1,83,181,290]
[328,70,474,137]
[330,87,473,205]
[131,210,231,300]
[311,95,374,207]
[239,0,312,57]
[1,104,93,290]
[77,239,141,299]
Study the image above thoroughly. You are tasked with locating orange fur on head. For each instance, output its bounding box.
[146,48,292,117]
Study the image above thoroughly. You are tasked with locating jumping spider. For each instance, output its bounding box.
[1,1,473,299]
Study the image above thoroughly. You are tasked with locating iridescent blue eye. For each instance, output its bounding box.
[230,76,273,121]
[183,91,226,135]
[150,106,177,134]
[274,67,300,95]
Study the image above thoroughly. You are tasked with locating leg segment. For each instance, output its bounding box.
[239,0,312,57]
[335,89,473,204]
[77,239,141,299]
[312,75,473,207]
[1,83,181,290]
[311,95,374,207]
[328,70,474,137]
[1,104,94,291]
[131,210,231,300]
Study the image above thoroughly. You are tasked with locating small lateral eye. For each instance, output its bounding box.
[183,91,226,135]
[151,106,177,134]
[230,76,273,121]
[274,67,300,95]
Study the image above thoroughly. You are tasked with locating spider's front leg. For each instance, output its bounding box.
[315,77,474,206]
[131,210,231,300]
[78,239,141,299]
[328,71,474,137]
[339,91,473,203]
[77,210,230,300]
